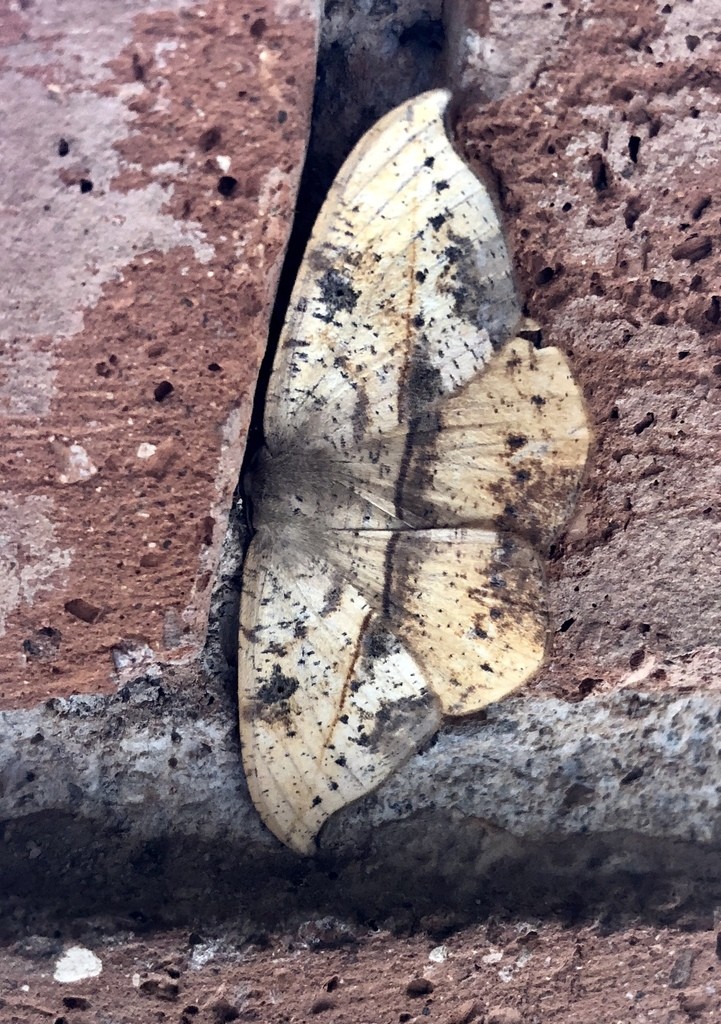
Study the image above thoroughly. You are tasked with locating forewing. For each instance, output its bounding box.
[238,529,441,854]
[326,527,547,715]
[263,89,521,453]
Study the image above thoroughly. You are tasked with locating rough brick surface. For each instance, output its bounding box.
[0,0,319,706]
[454,0,721,701]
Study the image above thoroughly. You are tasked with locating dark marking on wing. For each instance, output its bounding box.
[380,533,427,635]
[382,533,401,617]
[406,348,444,414]
[472,615,488,638]
[395,239,420,429]
[321,580,343,615]
[363,692,437,758]
[352,387,369,444]
[314,268,360,323]
[507,434,528,450]
[363,625,393,660]
[440,227,520,347]
[488,445,582,548]
[258,664,299,704]
[394,342,443,520]
[262,640,288,656]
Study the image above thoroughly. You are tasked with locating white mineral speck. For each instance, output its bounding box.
[58,443,98,484]
[53,946,102,983]
[482,950,503,964]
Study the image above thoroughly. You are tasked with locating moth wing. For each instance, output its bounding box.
[263,88,521,452]
[340,337,589,544]
[327,527,547,715]
[238,529,441,854]
[241,87,590,854]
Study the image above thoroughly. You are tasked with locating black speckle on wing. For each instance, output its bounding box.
[363,625,393,661]
[321,580,343,615]
[506,434,528,450]
[363,692,437,757]
[258,664,299,704]
[314,268,360,324]
[394,343,444,520]
[351,387,369,444]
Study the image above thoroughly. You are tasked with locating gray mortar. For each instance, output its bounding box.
[2,677,721,934]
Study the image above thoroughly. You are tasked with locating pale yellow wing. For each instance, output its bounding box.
[238,529,441,854]
[256,337,588,542]
[239,523,544,850]
[324,527,547,715]
[263,89,521,451]
[331,337,589,545]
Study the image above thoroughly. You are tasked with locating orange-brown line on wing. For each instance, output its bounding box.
[321,607,373,750]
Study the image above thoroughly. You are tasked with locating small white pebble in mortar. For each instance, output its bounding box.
[136,442,157,459]
[428,945,449,963]
[482,950,503,965]
[216,155,231,172]
[53,946,102,983]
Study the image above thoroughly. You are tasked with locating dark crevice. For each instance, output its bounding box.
[237,9,449,522]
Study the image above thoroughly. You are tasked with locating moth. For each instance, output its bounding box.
[239,89,589,854]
